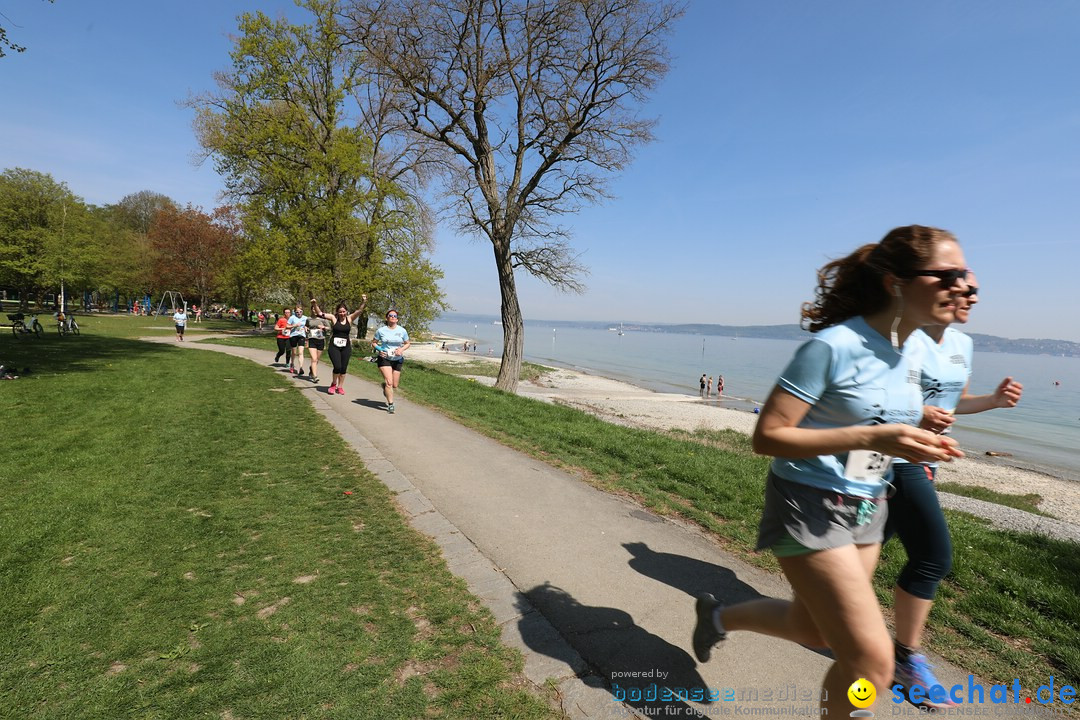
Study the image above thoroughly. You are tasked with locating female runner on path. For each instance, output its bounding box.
[372,309,411,414]
[306,311,330,383]
[273,308,292,365]
[310,295,367,395]
[885,272,1022,707]
[690,225,966,716]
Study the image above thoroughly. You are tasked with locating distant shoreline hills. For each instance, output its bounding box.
[440,314,1080,358]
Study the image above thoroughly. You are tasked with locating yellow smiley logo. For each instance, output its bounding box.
[847,678,876,708]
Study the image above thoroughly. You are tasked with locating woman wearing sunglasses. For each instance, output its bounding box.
[885,272,1023,707]
[311,294,368,395]
[690,225,965,715]
[373,309,411,414]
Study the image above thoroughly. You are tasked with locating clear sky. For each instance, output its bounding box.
[3,1,1079,341]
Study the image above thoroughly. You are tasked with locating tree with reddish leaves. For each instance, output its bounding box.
[149,205,241,311]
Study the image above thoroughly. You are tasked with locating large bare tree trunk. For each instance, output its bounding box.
[493,238,523,392]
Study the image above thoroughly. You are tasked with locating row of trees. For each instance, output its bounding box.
[191,0,681,390]
[0,171,169,311]
[0,168,445,326]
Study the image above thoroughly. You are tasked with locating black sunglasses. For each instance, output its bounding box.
[911,268,969,287]
[962,285,979,298]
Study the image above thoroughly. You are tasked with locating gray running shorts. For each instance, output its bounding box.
[756,471,888,554]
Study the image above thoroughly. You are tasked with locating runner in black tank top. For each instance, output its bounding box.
[310,295,368,396]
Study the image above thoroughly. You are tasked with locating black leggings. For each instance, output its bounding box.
[884,462,953,600]
[275,337,290,362]
[328,343,351,374]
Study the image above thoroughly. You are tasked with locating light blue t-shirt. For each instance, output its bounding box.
[894,327,973,469]
[769,316,925,497]
[917,328,973,411]
[374,325,409,357]
[288,313,307,337]
[173,311,187,327]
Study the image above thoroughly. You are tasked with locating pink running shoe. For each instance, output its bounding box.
[328,385,337,394]
[337,386,345,395]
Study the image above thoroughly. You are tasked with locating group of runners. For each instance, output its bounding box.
[272,295,411,412]
[690,225,1022,714]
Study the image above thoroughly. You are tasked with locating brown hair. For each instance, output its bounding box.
[801,225,957,332]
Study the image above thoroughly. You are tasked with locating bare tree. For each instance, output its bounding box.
[344,0,682,391]
[1,1,54,58]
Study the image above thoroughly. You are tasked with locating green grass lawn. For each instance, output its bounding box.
[0,326,561,720]
[209,336,1080,702]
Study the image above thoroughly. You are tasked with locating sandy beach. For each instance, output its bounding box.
[412,340,1080,523]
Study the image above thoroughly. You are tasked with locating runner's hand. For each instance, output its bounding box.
[870,424,963,464]
[919,406,955,434]
[992,377,1023,408]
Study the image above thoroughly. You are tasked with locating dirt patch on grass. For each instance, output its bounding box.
[257,596,291,619]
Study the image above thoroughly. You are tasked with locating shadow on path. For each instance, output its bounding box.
[350,398,387,411]
[517,583,708,718]
[623,542,837,661]
[622,541,765,605]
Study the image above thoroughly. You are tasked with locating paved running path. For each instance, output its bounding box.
[166,338,1045,719]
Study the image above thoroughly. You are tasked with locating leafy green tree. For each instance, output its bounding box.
[190,0,445,332]
[91,206,155,307]
[112,190,177,235]
[345,0,681,390]
[0,167,78,307]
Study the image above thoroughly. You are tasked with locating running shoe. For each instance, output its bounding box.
[328,385,337,394]
[894,654,957,708]
[336,386,345,395]
[387,402,395,414]
[691,593,726,663]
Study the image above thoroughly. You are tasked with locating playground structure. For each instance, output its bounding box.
[153,291,186,320]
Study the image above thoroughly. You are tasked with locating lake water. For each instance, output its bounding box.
[430,318,1080,480]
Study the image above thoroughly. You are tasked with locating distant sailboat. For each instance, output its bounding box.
[617,323,625,336]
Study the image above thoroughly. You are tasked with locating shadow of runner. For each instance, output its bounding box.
[350,398,387,411]
[623,542,837,662]
[622,542,765,605]
[518,583,709,718]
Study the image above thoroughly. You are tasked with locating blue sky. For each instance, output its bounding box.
[3,1,1079,341]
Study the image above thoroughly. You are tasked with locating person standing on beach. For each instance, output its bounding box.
[717,375,724,398]
[706,376,713,397]
[885,271,1023,707]
[699,374,706,397]
[690,225,966,716]
[373,309,411,414]
[173,306,188,341]
[311,296,367,395]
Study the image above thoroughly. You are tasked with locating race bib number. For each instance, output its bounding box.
[844,450,891,482]
[333,337,348,348]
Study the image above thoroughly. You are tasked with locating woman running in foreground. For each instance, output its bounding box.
[691,225,966,715]
[310,295,367,396]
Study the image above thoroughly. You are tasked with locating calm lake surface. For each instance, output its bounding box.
[430,318,1080,480]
